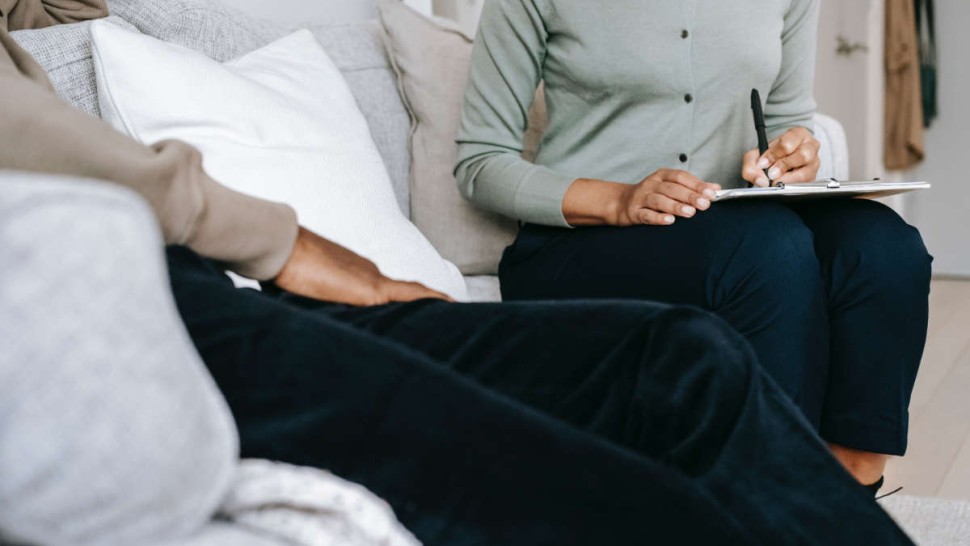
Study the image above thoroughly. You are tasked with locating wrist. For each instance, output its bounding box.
[562,178,630,226]
[273,227,310,289]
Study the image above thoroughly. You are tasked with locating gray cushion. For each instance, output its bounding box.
[10,16,136,118]
[465,276,502,302]
[106,0,412,217]
[0,173,238,546]
[106,0,292,59]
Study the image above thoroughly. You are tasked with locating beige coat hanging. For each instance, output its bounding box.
[885,0,926,170]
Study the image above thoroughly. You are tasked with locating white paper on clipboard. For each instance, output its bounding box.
[713,181,931,202]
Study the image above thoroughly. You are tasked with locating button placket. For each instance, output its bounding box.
[679,18,695,169]
[680,85,695,168]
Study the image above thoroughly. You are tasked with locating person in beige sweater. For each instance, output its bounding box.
[0,2,915,545]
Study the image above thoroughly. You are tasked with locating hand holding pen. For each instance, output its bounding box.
[741,89,821,187]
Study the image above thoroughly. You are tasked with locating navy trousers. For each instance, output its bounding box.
[500,199,933,455]
[167,247,912,546]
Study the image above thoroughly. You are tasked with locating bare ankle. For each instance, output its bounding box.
[828,443,888,485]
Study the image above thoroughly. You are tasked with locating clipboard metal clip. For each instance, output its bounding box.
[827,179,841,189]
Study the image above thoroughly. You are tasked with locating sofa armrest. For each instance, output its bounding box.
[0,171,237,546]
[814,113,850,181]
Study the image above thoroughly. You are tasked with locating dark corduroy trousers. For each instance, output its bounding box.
[501,199,933,456]
[167,247,913,546]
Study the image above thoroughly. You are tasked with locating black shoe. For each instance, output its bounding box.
[866,476,904,499]
[864,476,885,497]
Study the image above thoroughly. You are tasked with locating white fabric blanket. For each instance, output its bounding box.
[213,461,421,546]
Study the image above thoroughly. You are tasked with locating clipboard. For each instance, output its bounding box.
[714,180,931,202]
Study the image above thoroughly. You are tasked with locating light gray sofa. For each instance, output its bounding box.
[8,0,850,303]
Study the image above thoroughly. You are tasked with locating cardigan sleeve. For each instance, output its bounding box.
[454,0,576,228]
[765,0,820,141]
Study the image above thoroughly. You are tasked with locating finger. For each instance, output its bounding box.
[636,208,676,226]
[759,129,805,172]
[741,149,770,187]
[644,192,696,218]
[657,181,711,211]
[661,169,721,198]
[768,140,820,181]
[388,281,453,303]
[774,160,821,185]
[767,156,795,182]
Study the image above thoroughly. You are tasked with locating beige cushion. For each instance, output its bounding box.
[379,0,547,275]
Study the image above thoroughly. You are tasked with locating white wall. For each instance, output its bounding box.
[814,1,885,181]
[904,1,970,277]
[216,0,431,24]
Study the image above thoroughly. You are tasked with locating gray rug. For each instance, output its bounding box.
[882,495,970,545]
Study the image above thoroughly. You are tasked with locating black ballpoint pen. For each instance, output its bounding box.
[750,89,770,188]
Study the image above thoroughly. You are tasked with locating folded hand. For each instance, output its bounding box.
[273,228,453,306]
[615,169,721,226]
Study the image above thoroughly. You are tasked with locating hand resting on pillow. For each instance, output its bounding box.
[275,227,453,306]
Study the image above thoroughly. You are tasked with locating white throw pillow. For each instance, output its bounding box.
[91,21,468,300]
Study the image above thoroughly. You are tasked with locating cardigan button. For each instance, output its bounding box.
[679,153,689,163]
[684,93,694,104]
[681,29,690,39]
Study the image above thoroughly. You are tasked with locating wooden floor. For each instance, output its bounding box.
[884,280,970,500]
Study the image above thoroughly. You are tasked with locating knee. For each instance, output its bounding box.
[634,306,757,411]
[829,201,932,293]
[714,207,821,310]
[629,306,763,470]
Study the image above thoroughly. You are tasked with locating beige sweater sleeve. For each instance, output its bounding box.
[2,0,107,30]
[0,25,299,280]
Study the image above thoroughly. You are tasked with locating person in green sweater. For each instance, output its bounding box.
[456,0,932,492]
